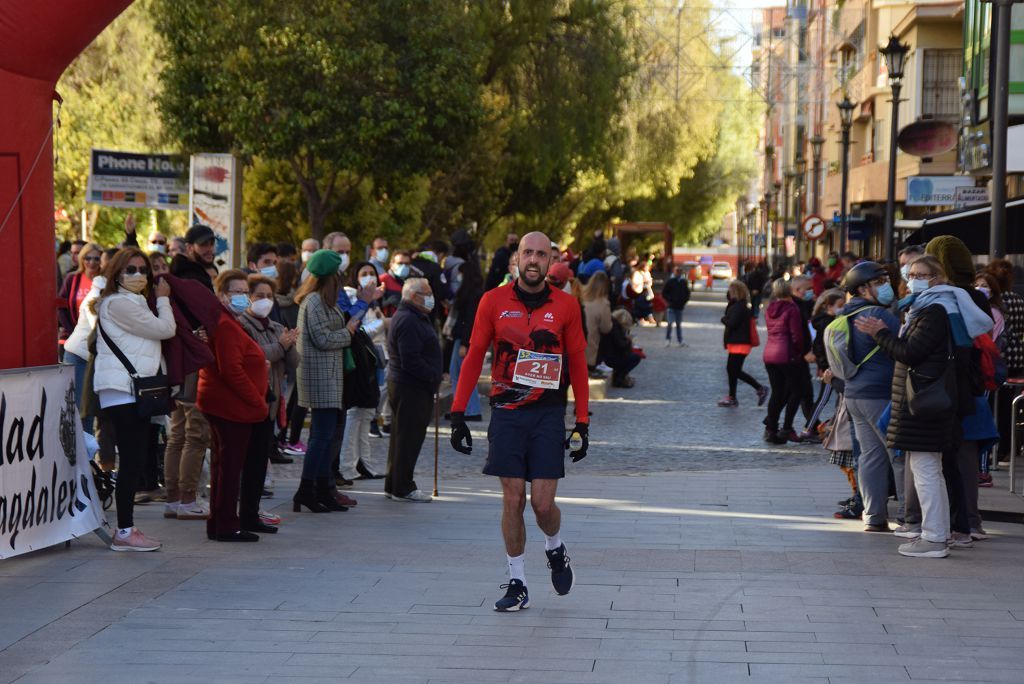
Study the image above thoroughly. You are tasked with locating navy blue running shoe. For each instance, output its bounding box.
[494,579,529,611]
[545,544,574,596]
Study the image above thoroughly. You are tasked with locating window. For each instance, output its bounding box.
[921,49,963,121]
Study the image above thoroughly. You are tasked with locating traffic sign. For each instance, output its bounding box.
[801,214,826,241]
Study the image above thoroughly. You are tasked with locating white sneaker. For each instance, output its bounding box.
[396,489,432,503]
[892,523,921,539]
[177,499,209,520]
[595,363,613,374]
[664,340,672,348]
[898,538,949,558]
[163,501,180,519]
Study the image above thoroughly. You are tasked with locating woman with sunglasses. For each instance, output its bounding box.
[93,248,176,551]
[58,241,103,351]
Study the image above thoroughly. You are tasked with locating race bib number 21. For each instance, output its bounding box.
[512,350,562,390]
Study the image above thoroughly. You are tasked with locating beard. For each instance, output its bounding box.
[520,264,547,287]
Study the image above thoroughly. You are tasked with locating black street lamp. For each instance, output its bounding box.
[837,97,855,255]
[783,168,796,265]
[772,181,782,268]
[759,196,769,263]
[880,34,910,262]
[810,134,825,216]
[988,0,1022,258]
[794,155,807,261]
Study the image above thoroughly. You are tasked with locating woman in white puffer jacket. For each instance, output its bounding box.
[93,248,176,552]
[63,274,105,433]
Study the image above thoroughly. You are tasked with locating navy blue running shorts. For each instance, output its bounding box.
[483,406,566,481]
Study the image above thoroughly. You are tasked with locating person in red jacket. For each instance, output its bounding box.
[449,231,590,612]
[197,270,269,542]
[761,278,807,445]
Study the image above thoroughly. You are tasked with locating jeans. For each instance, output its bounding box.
[665,308,684,342]
[102,404,149,529]
[846,396,902,527]
[906,451,949,543]
[303,408,344,480]
[450,338,482,416]
[726,353,761,398]
[63,351,93,433]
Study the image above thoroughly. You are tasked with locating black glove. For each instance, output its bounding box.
[565,422,589,462]
[450,411,473,455]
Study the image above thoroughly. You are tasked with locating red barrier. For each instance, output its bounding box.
[0,0,133,369]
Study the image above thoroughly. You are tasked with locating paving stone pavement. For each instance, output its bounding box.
[2,291,1023,683]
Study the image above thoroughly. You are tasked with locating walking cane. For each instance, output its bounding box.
[433,391,440,497]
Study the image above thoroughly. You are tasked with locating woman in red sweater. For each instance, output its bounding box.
[197,270,269,542]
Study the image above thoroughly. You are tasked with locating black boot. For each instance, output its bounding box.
[315,476,349,512]
[356,459,384,480]
[292,478,329,513]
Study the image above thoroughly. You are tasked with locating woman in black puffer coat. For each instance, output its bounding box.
[718,280,767,408]
[853,255,956,559]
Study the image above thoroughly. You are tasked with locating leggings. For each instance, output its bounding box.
[101,403,149,530]
[764,363,803,431]
[726,353,760,397]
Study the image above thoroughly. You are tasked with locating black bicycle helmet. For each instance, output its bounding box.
[841,261,886,294]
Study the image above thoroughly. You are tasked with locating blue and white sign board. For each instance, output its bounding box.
[906,176,976,206]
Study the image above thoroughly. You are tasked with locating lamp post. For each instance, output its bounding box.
[794,155,807,261]
[759,196,769,264]
[810,135,824,216]
[837,97,855,255]
[783,168,796,263]
[988,0,1022,258]
[880,34,910,262]
[772,181,782,269]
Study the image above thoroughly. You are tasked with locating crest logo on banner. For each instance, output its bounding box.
[0,366,105,559]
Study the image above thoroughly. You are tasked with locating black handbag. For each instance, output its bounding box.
[98,323,173,418]
[906,322,957,417]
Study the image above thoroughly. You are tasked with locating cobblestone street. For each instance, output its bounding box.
[2,291,1024,683]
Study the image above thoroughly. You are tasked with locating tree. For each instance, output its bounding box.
[154,0,484,240]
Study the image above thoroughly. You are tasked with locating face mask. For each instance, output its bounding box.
[259,265,278,279]
[512,266,520,280]
[250,298,274,318]
[301,250,312,263]
[229,294,250,313]
[562,282,573,294]
[359,274,376,289]
[977,286,991,298]
[900,264,911,281]
[375,248,389,263]
[874,282,895,305]
[149,243,166,254]
[907,278,931,295]
[422,295,435,311]
[803,290,814,301]
[391,264,410,279]
[337,253,350,273]
[827,258,837,267]
[120,273,147,294]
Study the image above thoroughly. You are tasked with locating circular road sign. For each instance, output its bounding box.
[802,214,826,241]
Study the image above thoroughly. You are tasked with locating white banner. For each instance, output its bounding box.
[0,366,105,559]
[86,149,189,211]
[189,154,240,268]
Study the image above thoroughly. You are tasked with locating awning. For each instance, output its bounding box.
[900,196,1024,254]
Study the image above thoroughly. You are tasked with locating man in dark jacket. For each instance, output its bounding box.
[170,224,217,292]
[745,263,769,317]
[386,278,443,502]
[485,233,519,291]
[661,263,691,347]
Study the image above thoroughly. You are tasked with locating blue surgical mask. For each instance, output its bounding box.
[391,264,410,279]
[229,294,250,313]
[422,295,435,311]
[375,248,389,263]
[874,282,895,306]
[977,286,991,298]
[803,290,814,301]
[259,265,278,279]
[900,264,911,281]
[907,278,931,295]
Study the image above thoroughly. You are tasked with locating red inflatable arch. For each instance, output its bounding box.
[0,0,133,369]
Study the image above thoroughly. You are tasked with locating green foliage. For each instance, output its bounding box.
[154,0,484,239]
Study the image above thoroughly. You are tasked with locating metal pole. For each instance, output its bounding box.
[883,82,902,262]
[813,157,821,215]
[433,391,440,497]
[989,0,1014,259]
[794,185,802,262]
[840,127,850,255]
[783,178,791,265]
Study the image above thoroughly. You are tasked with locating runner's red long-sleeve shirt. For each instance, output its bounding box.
[451,283,589,424]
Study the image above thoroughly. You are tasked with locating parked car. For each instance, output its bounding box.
[710,262,733,280]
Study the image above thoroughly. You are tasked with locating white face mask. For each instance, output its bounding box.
[422,295,435,311]
[337,253,350,273]
[359,274,376,289]
[149,243,166,254]
[375,248,389,263]
[250,298,274,318]
[301,250,313,263]
[562,282,573,294]
[512,266,520,280]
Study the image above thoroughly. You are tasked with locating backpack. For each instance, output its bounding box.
[824,306,880,381]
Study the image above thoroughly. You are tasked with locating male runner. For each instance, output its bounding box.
[450,231,590,611]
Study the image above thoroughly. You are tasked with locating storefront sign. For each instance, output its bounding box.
[0,366,105,559]
[86,149,188,210]
[953,186,990,209]
[906,176,976,206]
[189,154,241,268]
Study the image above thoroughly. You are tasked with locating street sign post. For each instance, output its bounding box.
[801,214,826,241]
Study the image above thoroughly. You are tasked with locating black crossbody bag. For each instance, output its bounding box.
[98,322,173,418]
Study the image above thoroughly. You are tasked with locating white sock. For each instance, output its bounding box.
[117,527,133,538]
[507,553,526,583]
[544,533,562,551]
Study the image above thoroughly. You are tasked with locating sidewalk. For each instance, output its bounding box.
[2,291,1023,683]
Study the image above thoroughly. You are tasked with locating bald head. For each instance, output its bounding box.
[517,231,554,290]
